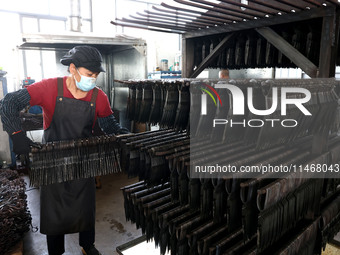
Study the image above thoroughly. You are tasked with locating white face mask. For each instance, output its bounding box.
[74,68,97,91]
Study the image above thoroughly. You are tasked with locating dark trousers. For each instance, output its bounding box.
[46,228,95,255]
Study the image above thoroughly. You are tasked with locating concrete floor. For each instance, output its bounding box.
[23,173,143,255]
[322,243,340,255]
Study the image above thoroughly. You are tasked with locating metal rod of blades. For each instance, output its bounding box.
[247,0,292,13]
[173,0,251,20]
[140,11,217,26]
[128,15,203,29]
[190,0,268,17]
[117,17,192,31]
[273,0,305,10]
[218,0,280,14]
[115,21,184,34]
[300,0,323,7]
[152,5,200,19]
[154,5,232,24]
[129,15,205,29]
[160,2,236,23]
[325,0,340,5]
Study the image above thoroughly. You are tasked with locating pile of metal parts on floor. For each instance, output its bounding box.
[119,78,340,255]
[0,169,31,254]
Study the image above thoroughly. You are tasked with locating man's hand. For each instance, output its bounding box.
[10,131,41,155]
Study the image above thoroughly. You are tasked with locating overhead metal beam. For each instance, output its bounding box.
[256,27,318,78]
[184,6,334,38]
[190,33,237,78]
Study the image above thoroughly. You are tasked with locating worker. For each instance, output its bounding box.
[0,45,129,255]
[219,69,229,79]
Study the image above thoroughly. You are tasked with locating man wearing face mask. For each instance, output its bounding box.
[0,46,129,255]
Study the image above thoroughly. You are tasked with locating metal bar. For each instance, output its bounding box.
[128,15,203,29]
[145,10,223,26]
[117,18,192,31]
[155,5,232,24]
[247,0,291,13]
[143,10,197,21]
[190,0,267,17]
[218,0,278,15]
[152,5,200,19]
[190,32,237,78]
[129,14,194,27]
[116,235,147,255]
[301,0,323,7]
[326,0,340,5]
[330,9,340,77]
[193,16,228,25]
[182,38,195,77]
[273,0,306,10]
[318,8,338,77]
[110,21,185,34]
[184,6,334,38]
[256,27,318,77]
[312,130,329,154]
[138,12,215,27]
[161,3,238,23]
[174,0,252,20]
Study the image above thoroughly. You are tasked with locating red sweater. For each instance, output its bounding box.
[26,76,113,130]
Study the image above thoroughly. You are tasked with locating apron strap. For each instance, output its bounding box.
[90,87,99,104]
[90,88,99,126]
[57,77,63,97]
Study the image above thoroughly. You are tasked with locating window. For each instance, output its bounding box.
[49,0,70,17]
[21,17,39,33]
[41,51,57,78]
[39,19,66,33]
[24,50,43,81]
[80,0,91,19]
[1,0,49,15]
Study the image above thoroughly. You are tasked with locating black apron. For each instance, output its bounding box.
[40,77,99,235]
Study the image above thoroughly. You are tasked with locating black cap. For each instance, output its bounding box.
[60,45,105,73]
